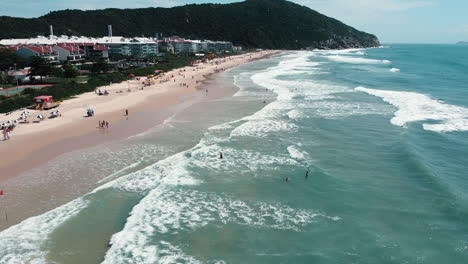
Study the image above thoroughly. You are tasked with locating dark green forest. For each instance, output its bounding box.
[0,0,379,49]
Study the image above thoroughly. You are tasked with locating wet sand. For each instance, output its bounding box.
[0,51,282,230]
[0,51,280,183]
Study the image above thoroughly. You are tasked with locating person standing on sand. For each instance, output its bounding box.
[125,109,129,116]
[106,121,109,128]
[2,129,8,141]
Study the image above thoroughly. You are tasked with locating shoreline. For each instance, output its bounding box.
[0,50,281,230]
[0,50,281,183]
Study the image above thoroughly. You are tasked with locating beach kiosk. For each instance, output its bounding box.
[33,95,60,110]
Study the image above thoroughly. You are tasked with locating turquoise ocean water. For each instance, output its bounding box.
[1,45,468,263]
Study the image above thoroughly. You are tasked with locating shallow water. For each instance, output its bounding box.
[1,45,468,263]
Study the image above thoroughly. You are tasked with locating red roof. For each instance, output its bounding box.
[75,42,94,46]
[56,44,83,52]
[93,44,109,51]
[34,95,53,102]
[22,45,58,55]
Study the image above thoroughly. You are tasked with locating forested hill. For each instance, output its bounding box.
[0,0,380,49]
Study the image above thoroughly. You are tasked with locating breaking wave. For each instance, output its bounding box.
[356,86,468,132]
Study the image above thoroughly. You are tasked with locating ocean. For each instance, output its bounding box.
[1,45,468,263]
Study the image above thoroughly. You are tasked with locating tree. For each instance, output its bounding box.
[29,57,52,83]
[0,49,24,71]
[62,64,79,78]
[91,59,109,74]
[0,73,14,84]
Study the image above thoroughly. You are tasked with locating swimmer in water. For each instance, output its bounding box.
[285,177,289,182]
[305,168,309,179]
[219,152,223,159]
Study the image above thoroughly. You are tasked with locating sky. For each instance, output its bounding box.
[1,0,467,43]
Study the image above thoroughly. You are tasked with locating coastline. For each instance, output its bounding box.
[0,50,282,230]
[0,50,281,182]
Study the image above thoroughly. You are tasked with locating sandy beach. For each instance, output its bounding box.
[0,50,281,229]
[0,50,280,182]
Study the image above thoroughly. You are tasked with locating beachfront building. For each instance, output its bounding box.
[1,34,237,59]
[76,43,109,60]
[130,38,159,57]
[162,36,235,54]
[9,45,59,63]
[96,37,160,57]
[173,41,195,54]
[98,37,132,56]
[211,41,234,53]
[53,44,85,63]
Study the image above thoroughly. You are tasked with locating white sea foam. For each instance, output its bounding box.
[287,109,305,120]
[96,150,199,193]
[157,241,203,264]
[303,100,390,119]
[287,145,308,160]
[231,52,322,138]
[314,48,365,55]
[188,145,298,172]
[1,51,340,264]
[0,198,88,264]
[102,187,339,263]
[390,68,400,72]
[356,86,468,132]
[230,119,298,138]
[325,55,391,64]
[97,161,142,184]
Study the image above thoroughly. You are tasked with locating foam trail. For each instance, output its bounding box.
[229,52,319,138]
[97,161,142,184]
[102,187,339,263]
[390,68,400,72]
[356,86,468,132]
[325,55,391,64]
[102,52,344,263]
[0,198,88,264]
[314,48,365,55]
[287,145,308,160]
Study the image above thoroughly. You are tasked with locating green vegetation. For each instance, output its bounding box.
[0,73,128,113]
[62,64,79,78]
[91,59,110,74]
[29,57,53,82]
[0,54,200,113]
[0,49,25,71]
[0,0,379,49]
[47,76,90,84]
[126,55,198,76]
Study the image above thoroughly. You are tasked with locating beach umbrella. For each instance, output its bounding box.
[87,108,93,112]
[129,74,135,77]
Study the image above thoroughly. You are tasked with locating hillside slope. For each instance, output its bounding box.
[0,0,380,49]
